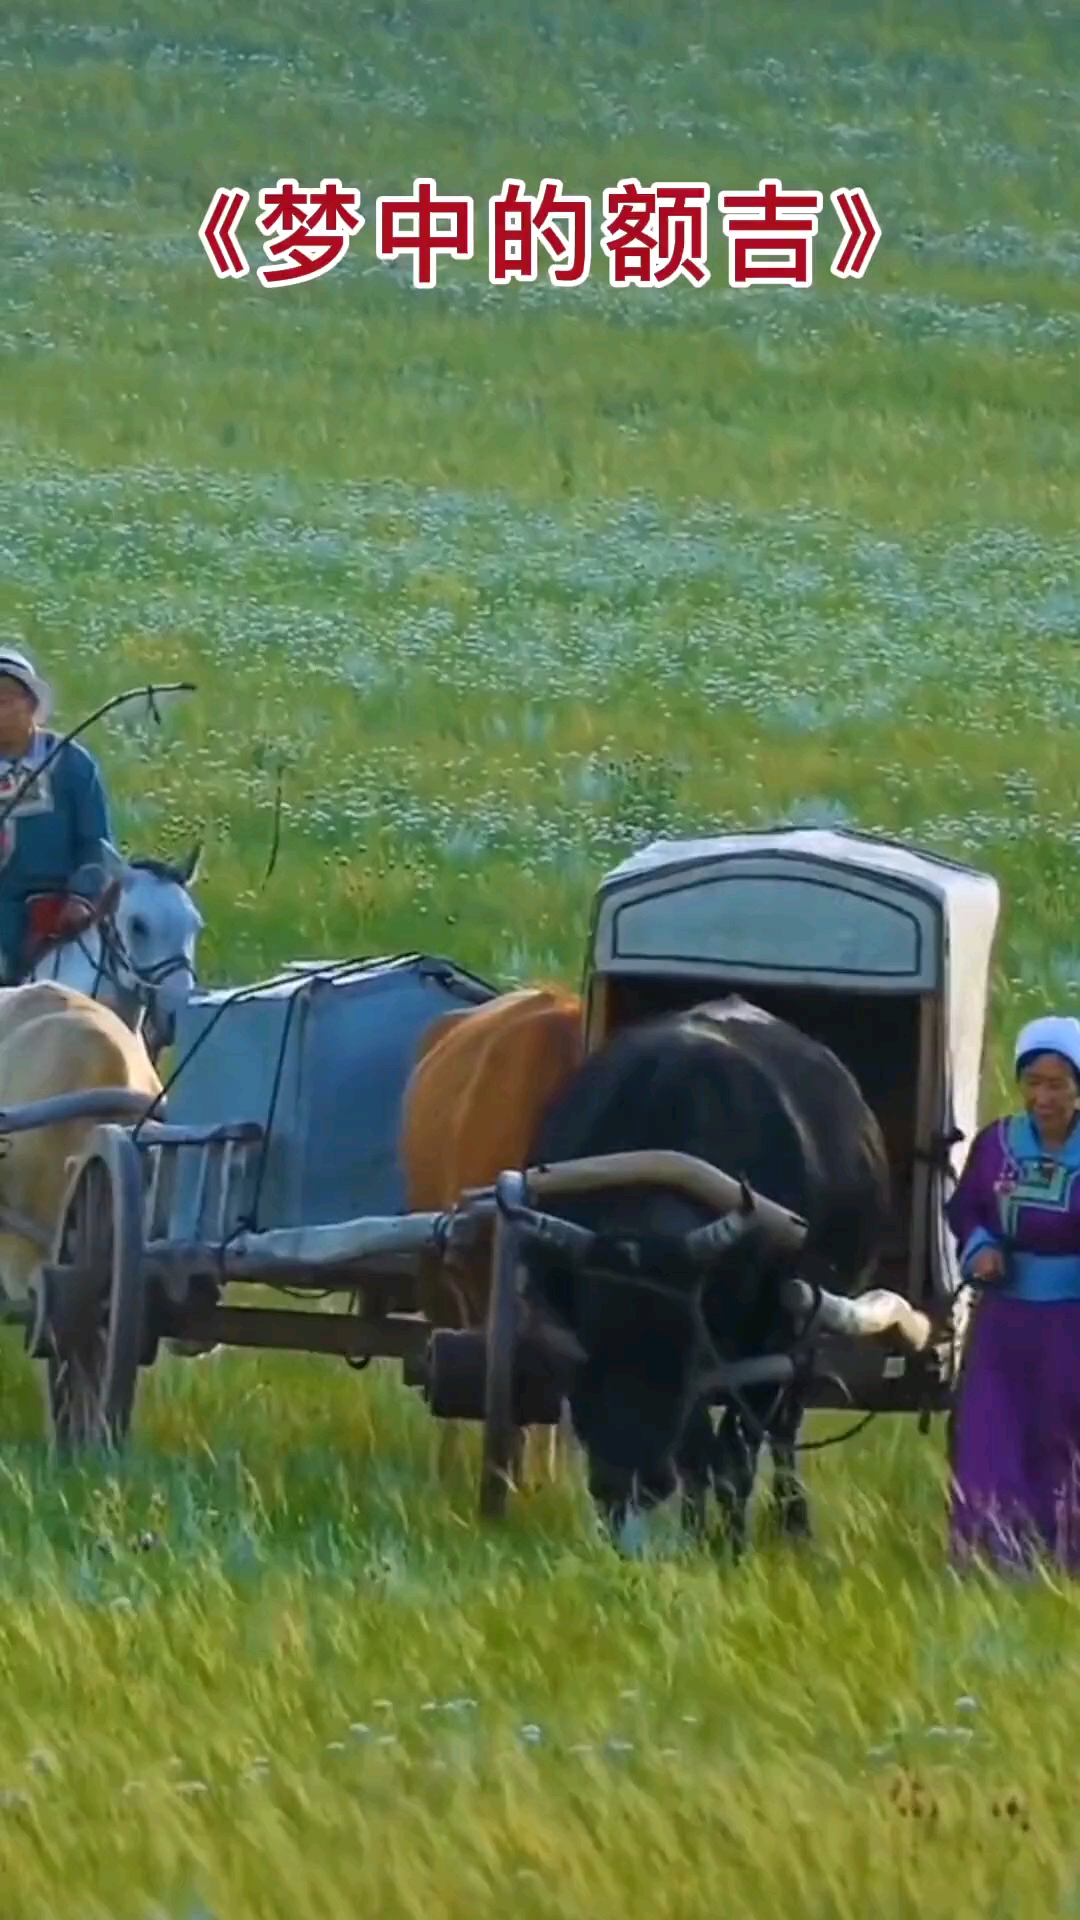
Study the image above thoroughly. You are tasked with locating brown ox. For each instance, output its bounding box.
[401,984,584,1485]
[0,982,160,1309]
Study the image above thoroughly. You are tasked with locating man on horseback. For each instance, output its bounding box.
[0,646,114,986]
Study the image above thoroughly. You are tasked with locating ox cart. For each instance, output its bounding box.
[0,829,1001,1518]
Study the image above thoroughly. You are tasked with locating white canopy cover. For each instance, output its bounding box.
[591,827,1002,1303]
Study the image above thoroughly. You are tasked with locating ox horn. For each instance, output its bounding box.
[782,1277,931,1351]
[684,1180,761,1264]
[686,1193,808,1266]
[494,1170,598,1268]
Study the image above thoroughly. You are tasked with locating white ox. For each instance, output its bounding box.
[0,982,160,1310]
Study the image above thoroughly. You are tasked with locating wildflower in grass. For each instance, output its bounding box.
[785,797,854,829]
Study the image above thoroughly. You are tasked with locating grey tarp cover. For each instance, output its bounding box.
[164,954,498,1237]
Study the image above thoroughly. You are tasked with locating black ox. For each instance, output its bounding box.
[514,996,903,1552]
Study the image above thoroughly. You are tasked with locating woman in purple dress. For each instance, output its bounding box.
[946,1014,1080,1574]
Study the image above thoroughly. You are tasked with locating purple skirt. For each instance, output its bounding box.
[950,1294,1080,1575]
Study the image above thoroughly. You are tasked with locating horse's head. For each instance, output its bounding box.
[103,840,204,1050]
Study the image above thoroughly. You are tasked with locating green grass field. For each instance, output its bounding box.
[2,1,1080,1912]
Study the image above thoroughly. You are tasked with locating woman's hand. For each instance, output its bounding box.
[969,1246,1006,1283]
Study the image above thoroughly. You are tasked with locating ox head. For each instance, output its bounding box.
[502,1163,931,1531]
[502,1171,773,1507]
[100,840,204,1051]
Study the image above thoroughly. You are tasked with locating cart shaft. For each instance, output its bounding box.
[159,1303,429,1362]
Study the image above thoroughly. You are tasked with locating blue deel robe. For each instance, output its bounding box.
[947,1113,1080,1301]
[0,731,113,980]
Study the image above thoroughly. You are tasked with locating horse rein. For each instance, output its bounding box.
[33,900,196,1051]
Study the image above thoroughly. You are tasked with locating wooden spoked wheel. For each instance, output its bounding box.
[44,1124,146,1455]
[480,1211,522,1519]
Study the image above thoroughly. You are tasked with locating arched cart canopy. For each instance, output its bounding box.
[589,827,1001,1302]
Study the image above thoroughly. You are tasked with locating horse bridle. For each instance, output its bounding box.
[41,901,196,1054]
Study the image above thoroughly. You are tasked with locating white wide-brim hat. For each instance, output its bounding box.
[0,648,53,723]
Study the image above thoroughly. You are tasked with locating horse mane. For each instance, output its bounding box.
[127,855,191,888]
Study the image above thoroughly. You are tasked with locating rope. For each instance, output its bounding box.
[258,761,285,890]
[0,682,196,836]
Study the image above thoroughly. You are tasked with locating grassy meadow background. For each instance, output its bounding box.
[1,0,1080,1912]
